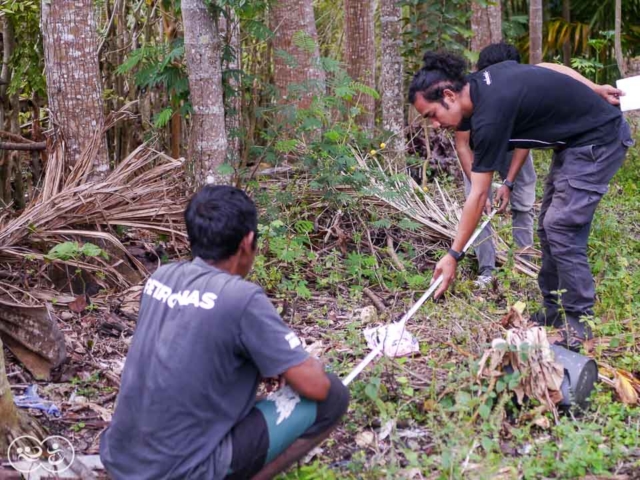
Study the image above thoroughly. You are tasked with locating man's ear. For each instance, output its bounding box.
[241,231,255,253]
[443,88,457,102]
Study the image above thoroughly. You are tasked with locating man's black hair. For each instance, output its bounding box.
[184,185,258,262]
[476,42,521,71]
[408,51,468,105]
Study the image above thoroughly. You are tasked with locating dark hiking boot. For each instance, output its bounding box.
[553,314,593,353]
[530,307,563,328]
[554,332,585,352]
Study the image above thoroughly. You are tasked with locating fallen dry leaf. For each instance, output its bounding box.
[422,399,437,411]
[614,372,639,405]
[304,340,325,358]
[355,431,375,448]
[532,415,551,429]
[69,295,87,313]
[500,303,527,329]
[87,402,113,422]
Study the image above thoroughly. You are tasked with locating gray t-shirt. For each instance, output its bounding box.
[100,258,309,479]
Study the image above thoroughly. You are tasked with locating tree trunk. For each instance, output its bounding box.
[344,0,375,130]
[220,7,242,163]
[529,0,543,64]
[614,0,626,77]
[182,0,229,185]
[41,0,109,180]
[380,0,405,166]
[161,2,182,160]
[9,90,23,210]
[0,16,15,206]
[0,336,47,454]
[562,0,571,66]
[470,0,502,53]
[270,0,326,109]
[0,342,21,451]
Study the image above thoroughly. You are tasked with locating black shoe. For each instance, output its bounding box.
[530,308,564,328]
[554,314,593,352]
[553,333,585,352]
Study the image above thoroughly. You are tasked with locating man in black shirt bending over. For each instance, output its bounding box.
[409,51,634,349]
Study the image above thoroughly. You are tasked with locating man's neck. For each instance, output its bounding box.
[204,257,241,276]
[460,83,474,117]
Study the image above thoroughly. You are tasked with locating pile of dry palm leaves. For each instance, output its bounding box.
[0,109,188,305]
[352,148,539,277]
[0,109,189,378]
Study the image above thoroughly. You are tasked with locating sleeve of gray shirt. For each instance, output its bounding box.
[239,289,309,378]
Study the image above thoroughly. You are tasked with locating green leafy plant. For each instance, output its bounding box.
[45,241,109,262]
[0,0,45,98]
[117,39,190,128]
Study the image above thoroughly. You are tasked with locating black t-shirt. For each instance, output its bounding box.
[460,61,622,173]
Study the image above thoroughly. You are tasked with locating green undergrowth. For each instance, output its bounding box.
[257,137,640,479]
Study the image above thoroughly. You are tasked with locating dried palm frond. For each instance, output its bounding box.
[351,147,539,277]
[0,106,188,302]
[353,146,459,242]
[598,363,640,405]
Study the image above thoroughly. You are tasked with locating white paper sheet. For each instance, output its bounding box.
[616,75,640,112]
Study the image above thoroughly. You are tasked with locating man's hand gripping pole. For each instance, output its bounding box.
[342,210,497,386]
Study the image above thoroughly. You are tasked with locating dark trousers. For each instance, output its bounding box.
[537,119,634,321]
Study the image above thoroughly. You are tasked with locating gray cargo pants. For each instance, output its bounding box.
[463,152,537,276]
[538,119,634,320]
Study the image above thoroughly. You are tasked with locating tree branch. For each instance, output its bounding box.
[0,142,46,151]
[0,130,36,144]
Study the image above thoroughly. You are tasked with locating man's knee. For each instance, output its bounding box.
[323,373,350,423]
[302,373,349,438]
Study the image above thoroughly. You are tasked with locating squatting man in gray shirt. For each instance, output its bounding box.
[100,185,350,479]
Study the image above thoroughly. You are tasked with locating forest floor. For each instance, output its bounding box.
[4,135,640,479]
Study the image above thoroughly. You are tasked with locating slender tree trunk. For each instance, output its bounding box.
[0,17,14,206]
[0,337,47,454]
[0,339,20,451]
[220,7,242,162]
[614,0,626,77]
[9,91,23,209]
[562,0,571,66]
[380,0,405,166]
[182,0,229,185]
[270,0,326,109]
[161,3,182,159]
[529,0,543,64]
[470,0,502,53]
[41,0,109,180]
[344,0,375,130]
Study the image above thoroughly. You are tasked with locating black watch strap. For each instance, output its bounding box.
[503,179,515,191]
[448,248,465,262]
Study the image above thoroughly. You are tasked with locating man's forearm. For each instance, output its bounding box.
[457,148,473,180]
[451,189,487,253]
[505,148,530,183]
[454,131,474,180]
[537,62,597,89]
[538,62,622,106]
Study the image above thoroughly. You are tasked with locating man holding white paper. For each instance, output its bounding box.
[617,75,640,112]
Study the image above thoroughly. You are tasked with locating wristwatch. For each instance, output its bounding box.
[503,179,515,191]
[448,248,465,262]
